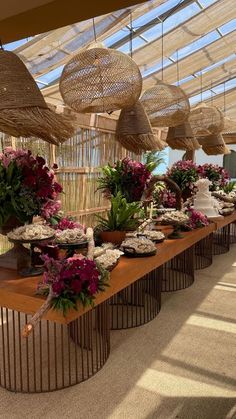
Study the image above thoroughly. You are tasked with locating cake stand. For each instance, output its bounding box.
[8,235,55,277]
[56,240,88,258]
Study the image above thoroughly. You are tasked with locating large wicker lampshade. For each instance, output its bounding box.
[0,50,75,145]
[59,47,142,114]
[222,117,236,144]
[116,101,165,154]
[166,122,201,151]
[140,82,190,127]
[189,103,224,136]
[197,134,230,155]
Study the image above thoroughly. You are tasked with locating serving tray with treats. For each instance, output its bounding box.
[7,224,55,243]
[121,237,157,257]
[139,230,165,243]
[54,228,87,244]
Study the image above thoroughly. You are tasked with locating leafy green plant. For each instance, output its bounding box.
[222,181,236,194]
[143,151,166,174]
[96,192,141,231]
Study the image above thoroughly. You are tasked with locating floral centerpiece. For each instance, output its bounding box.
[167,160,199,201]
[97,157,152,202]
[0,147,62,229]
[185,208,209,230]
[198,163,229,191]
[39,253,109,314]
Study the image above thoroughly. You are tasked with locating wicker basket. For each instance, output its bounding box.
[189,103,224,136]
[0,50,75,145]
[59,47,142,114]
[116,101,165,153]
[197,134,231,155]
[166,122,201,150]
[143,175,182,210]
[140,82,190,127]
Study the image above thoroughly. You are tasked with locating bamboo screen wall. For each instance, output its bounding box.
[0,125,137,228]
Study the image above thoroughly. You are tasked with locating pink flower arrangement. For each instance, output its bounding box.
[0,147,62,225]
[40,253,109,313]
[167,160,199,196]
[56,217,83,231]
[198,163,229,191]
[160,189,177,208]
[98,157,152,202]
[186,208,209,230]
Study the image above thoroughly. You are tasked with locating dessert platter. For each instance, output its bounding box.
[54,227,88,257]
[120,237,157,257]
[7,224,55,276]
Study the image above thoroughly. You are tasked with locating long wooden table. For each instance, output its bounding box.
[0,223,215,324]
[0,213,235,393]
[0,212,236,324]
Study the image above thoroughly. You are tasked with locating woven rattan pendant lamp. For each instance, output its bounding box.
[0,49,75,145]
[59,46,142,114]
[140,22,190,127]
[223,118,236,144]
[141,82,190,127]
[165,50,198,150]
[116,101,165,153]
[197,134,230,155]
[115,15,164,154]
[189,103,225,136]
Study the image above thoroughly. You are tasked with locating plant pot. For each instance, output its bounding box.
[100,231,126,246]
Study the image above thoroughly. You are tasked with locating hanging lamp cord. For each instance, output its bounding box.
[92,18,97,43]
[129,12,133,59]
[161,20,164,81]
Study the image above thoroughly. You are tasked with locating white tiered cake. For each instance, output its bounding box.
[194,178,221,218]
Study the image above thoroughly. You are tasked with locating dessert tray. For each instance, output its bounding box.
[121,237,157,258]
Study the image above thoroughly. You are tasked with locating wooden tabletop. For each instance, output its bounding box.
[211,211,236,230]
[0,223,215,324]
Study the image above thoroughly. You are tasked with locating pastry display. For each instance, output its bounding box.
[55,228,87,244]
[8,224,55,242]
[141,230,165,242]
[159,210,189,225]
[93,242,114,258]
[218,201,235,215]
[95,249,123,270]
[121,237,156,256]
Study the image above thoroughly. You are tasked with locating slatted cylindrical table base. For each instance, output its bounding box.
[213,225,230,255]
[110,270,161,330]
[194,234,213,270]
[161,245,195,292]
[230,222,236,244]
[0,302,110,393]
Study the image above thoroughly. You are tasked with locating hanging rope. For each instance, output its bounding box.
[161,20,164,81]
[92,18,97,43]
[130,12,133,59]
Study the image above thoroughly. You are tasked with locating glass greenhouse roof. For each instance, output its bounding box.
[3,0,236,118]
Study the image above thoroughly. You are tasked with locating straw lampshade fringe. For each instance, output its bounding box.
[115,101,164,153]
[166,122,201,151]
[0,50,75,145]
[198,134,231,155]
[166,136,201,150]
[116,133,159,154]
[0,107,75,145]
